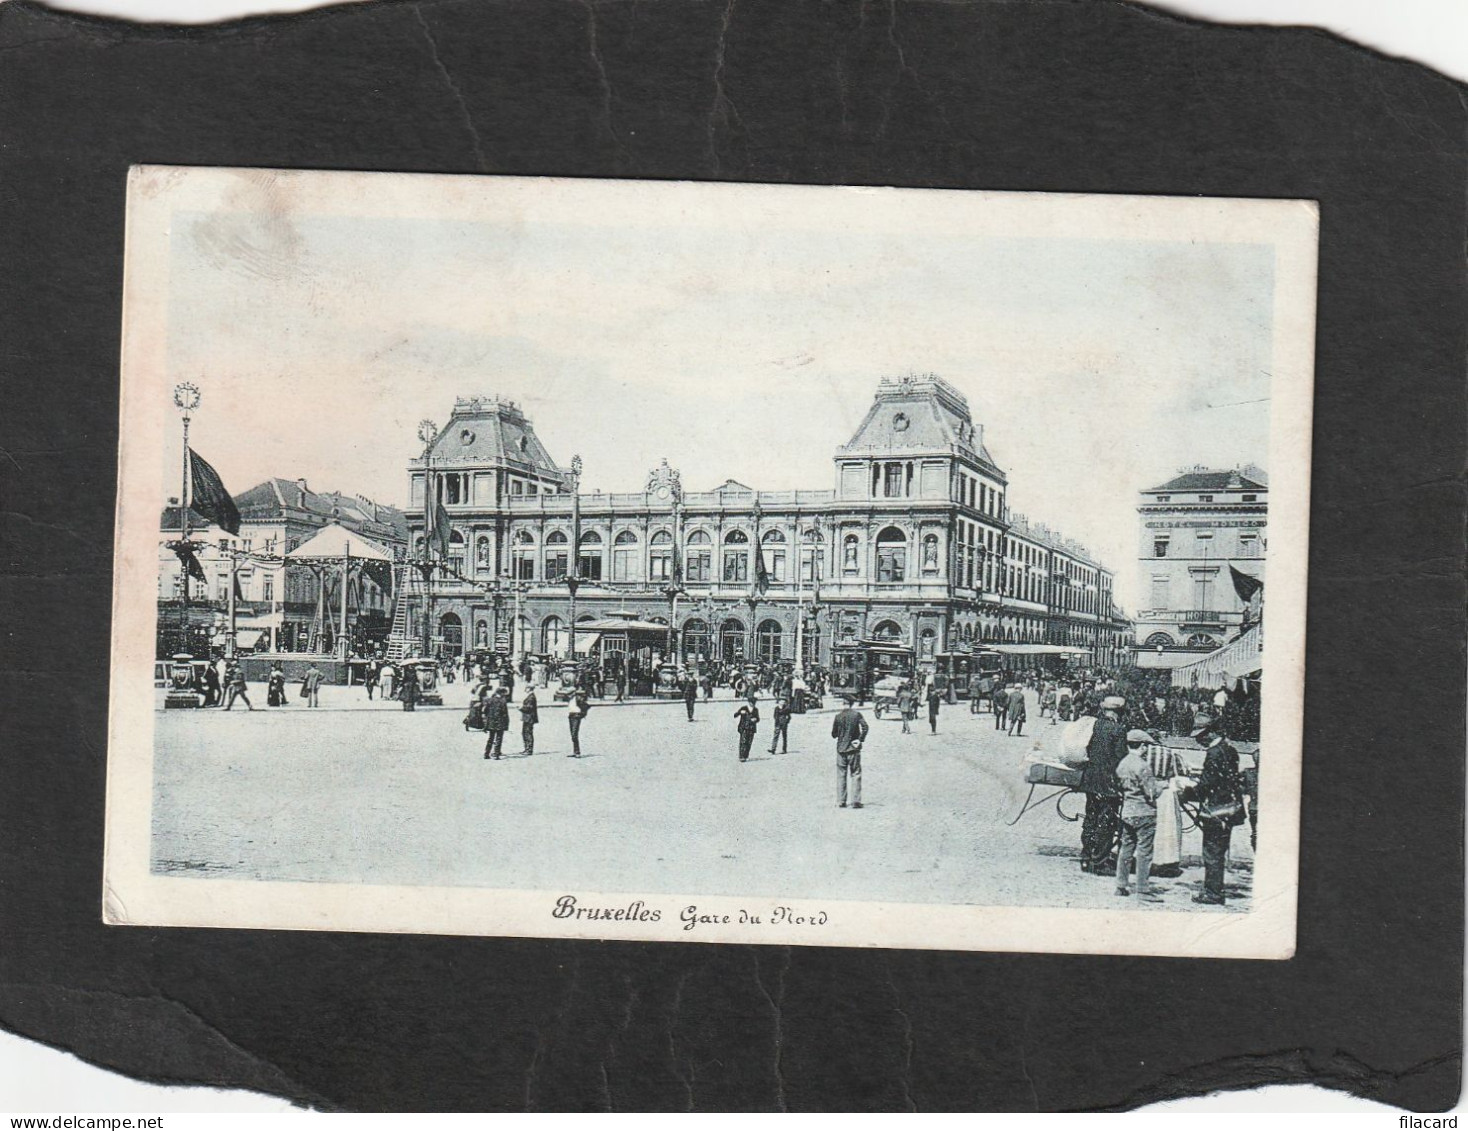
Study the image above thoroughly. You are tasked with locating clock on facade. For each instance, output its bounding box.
[893,412,910,431]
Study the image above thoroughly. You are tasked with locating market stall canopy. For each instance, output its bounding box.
[989,644,1087,656]
[573,632,603,653]
[1171,625,1262,688]
[285,522,394,562]
[234,629,266,649]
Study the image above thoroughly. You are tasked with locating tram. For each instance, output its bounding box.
[830,640,915,704]
[933,648,1004,701]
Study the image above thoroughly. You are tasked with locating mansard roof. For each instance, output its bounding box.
[422,395,562,478]
[836,374,1002,474]
[1146,467,1268,493]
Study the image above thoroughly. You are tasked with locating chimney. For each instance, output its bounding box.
[296,478,308,504]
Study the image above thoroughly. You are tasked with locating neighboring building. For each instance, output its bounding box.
[158,479,408,657]
[1133,465,1268,669]
[405,377,1130,669]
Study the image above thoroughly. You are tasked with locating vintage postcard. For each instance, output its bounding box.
[105,167,1315,957]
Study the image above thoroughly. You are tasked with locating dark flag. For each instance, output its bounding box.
[362,557,394,597]
[188,449,241,535]
[173,543,206,584]
[672,531,684,588]
[1230,565,1263,604]
[233,573,244,602]
[752,537,770,598]
[429,500,452,561]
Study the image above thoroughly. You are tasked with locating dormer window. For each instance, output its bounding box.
[459,429,475,446]
[1199,495,1214,502]
[893,412,910,432]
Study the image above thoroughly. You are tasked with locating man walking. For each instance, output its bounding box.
[992,683,1009,731]
[302,661,323,708]
[734,696,760,762]
[769,694,791,755]
[1079,695,1127,874]
[925,680,942,734]
[518,687,539,755]
[483,686,510,760]
[897,681,916,735]
[1006,684,1027,736]
[567,686,589,757]
[683,673,698,721]
[1115,729,1164,899]
[831,695,869,808]
[222,660,254,711]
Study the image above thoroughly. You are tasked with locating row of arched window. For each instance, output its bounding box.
[415,524,946,585]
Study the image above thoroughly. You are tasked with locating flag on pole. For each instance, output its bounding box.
[753,537,770,598]
[188,449,241,535]
[430,503,452,560]
[1230,565,1263,603]
[233,573,244,601]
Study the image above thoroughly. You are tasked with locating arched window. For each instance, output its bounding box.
[438,612,463,657]
[650,530,673,582]
[512,529,535,580]
[842,533,860,575]
[871,619,904,644]
[447,530,466,576]
[876,526,907,583]
[682,617,710,661]
[719,617,746,662]
[756,619,783,663]
[1143,632,1174,649]
[475,534,492,573]
[612,529,639,582]
[544,530,569,580]
[761,529,787,582]
[921,532,940,575]
[578,530,603,582]
[515,615,533,655]
[1185,633,1216,649]
[412,533,425,557]
[723,529,750,584]
[800,528,825,582]
[541,615,566,655]
[685,530,712,583]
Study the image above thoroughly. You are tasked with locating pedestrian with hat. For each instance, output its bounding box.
[831,694,869,808]
[1184,712,1245,905]
[1078,695,1128,874]
[1114,729,1166,899]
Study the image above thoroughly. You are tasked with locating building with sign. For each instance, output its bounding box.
[1133,466,1268,669]
[404,376,1130,670]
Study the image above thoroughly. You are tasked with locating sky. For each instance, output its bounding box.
[162,184,1275,613]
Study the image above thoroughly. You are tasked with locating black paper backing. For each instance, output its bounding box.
[0,0,1462,1113]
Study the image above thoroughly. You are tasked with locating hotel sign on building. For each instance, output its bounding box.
[406,376,1130,669]
[1133,466,1267,668]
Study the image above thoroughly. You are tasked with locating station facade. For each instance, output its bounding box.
[406,376,1130,669]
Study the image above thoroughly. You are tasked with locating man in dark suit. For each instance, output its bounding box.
[683,674,698,721]
[1079,695,1127,874]
[518,687,539,756]
[734,697,761,762]
[831,695,870,809]
[483,686,511,760]
[1188,713,1243,904]
[769,695,792,754]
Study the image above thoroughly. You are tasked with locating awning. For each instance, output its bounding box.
[286,522,394,562]
[576,618,669,633]
[234,629,265,648]
[573,632,602,654]
[1171,626,1263,688]
[988,644,1083,656]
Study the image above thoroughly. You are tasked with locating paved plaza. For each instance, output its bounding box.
[151,685,1253,913]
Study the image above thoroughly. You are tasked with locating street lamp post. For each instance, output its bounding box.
[660,469,685,662]
[169,382,201,657]
[417,419,437,658]
[566,454,583,661]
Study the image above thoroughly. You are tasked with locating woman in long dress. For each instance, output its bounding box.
[1142,737,1185,877]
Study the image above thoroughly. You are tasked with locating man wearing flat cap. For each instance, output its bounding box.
[1186,712,1244,905]
[1078,695,1128,874]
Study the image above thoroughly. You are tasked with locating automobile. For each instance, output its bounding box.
[870,675,910,720]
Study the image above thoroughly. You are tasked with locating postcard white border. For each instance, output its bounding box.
[104,167,1316,958]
